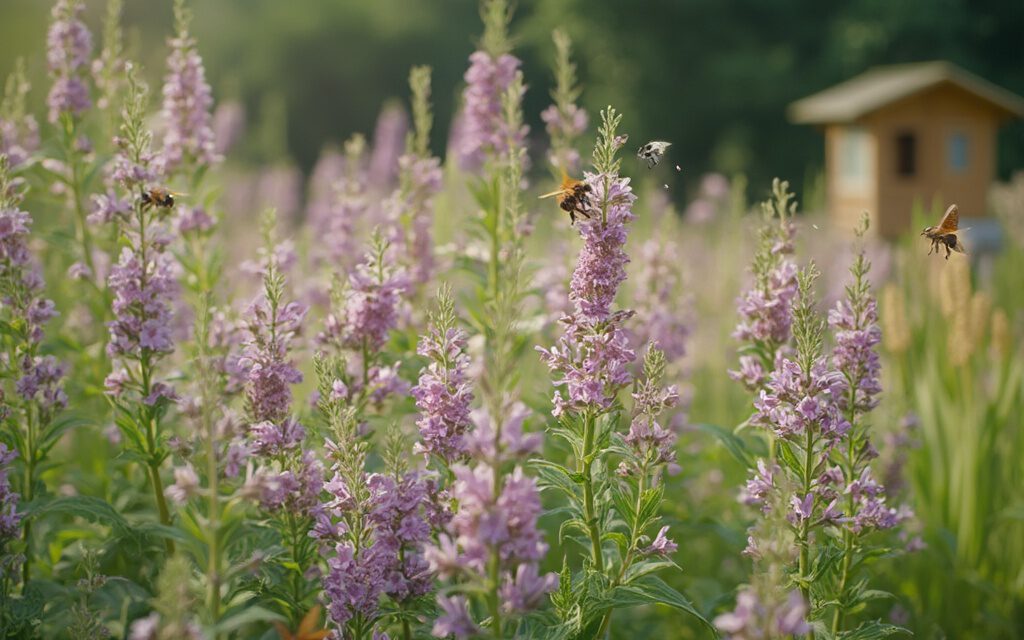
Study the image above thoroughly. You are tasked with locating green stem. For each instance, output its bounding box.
[580,413,604,572]
[20,406,36,590]
[140,350,174,553]
[67,135,98,282]
[832,400,859,636]
[597,469,648,637]
[799,427,815,639]
[489,549,503,639]
[488,432,504,639]
[288,513,303,614]
[205,379,222,633]
[147,460,174,553]
[831,531,854,635]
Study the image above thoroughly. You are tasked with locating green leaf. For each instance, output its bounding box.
[4,582,44,629]
[608,575,715,632]
[602,531,630,557]
[22,495,131,537]
[636,485,664,532]
[214,605,286,633]
[839,621,909,640]
[608,479,635,528]
[622,559,677,584]
[777,440,804,475]
[533,459,582,500]
[696,422,752,467]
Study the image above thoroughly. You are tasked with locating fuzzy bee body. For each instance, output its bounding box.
[921,204,967,260]
[540,173,593,225]
[139,187,181,210]
[637,140,672,168]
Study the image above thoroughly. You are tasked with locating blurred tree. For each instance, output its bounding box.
[0,0,1020,197]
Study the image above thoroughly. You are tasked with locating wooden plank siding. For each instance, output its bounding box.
[861,83,999,238]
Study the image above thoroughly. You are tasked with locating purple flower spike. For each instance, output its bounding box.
[45,0,92,123]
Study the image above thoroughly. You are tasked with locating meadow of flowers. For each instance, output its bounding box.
[1,0,1022,638]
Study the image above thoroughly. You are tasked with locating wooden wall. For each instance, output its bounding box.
[826,83,1001,239]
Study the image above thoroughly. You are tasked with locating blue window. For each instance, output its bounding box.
[840,128,868,183]
[947,132,969,173]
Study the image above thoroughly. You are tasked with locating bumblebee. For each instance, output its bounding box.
[139,187,183,210]
[637,140,671,168]
[539,172,593,224]
[921,204,967,260]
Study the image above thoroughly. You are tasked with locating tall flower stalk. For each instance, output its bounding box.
[315,358,440,639]
[46,0,102,294]
[0,156,66,586]
[0,60,40,171]
[159,0,218,176]
[537,108,636,579]
[238,211,323,622]
[317,229,410,413]
[161,0,221,299]
[102,67,178,548]
[92,0,127,135]
[385,66,443,289]
[456,0,527,172]
[825,215,908,634]
[730,179,798,394]
[542,29,587,174]
[537,108,709,637]
[413,286,474,465]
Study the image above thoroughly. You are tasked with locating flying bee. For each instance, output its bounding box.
[921,204,968,260]
[637,140,671,168]
[139,187,185,211]
[539,172,593,225]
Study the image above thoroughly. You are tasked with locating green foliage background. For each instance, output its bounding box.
[2,0,1023,197]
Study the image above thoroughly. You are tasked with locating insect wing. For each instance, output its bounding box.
[937,204,959,233]
[539,189,569,199]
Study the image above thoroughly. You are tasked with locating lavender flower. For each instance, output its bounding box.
[308,136,366,277]
[239,296,305,424]
[739,460,777,513]
[543,29,587,172]
[730,179,799,392]
[828,266,882,415]
[45,0,92,124]
[569,174,636,322]
[306,146,347,227]
[751,357,850,445]
[542,103,587,170]
[0,172,67,418]
[457,51,526,170]
[432,595,479,639]
[0,114,38,170]
[412,290,474,463]
[91,0,126,113]
[386,153,443,285]
[106,246,179,361]
[319,233,408,354]
[256,165,302,225]
[631,239,691,364]
[0,444,21,541]
[211,99,245,156]
[159,2,218,174]
[367,104,409,190]
[317,407,439,632]
[165,464,199,505]
[1,61,40,169]
[714,588,810,639]
[538,165,639,416]
[618,348,680,477]
[425,392,554,634]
